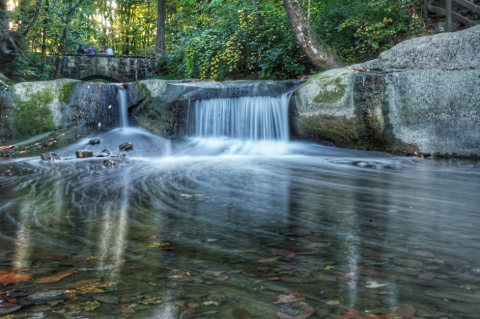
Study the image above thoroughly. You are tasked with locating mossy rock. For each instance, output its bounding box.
[12,88,56,136]
[59,82,75,103]
[313,77,348,104]
[297,114,360,148]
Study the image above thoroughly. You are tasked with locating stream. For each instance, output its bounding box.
[0,88,479,319]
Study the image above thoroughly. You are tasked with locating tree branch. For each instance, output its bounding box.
[22,0,42,37]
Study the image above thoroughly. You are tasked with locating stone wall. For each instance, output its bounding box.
[62,54,157,82]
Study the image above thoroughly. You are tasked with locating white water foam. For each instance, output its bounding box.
[194,94,290,141]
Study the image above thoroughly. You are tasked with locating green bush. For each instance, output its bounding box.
[314,0,420,61]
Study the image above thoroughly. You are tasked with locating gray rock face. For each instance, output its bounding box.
[364,26,480,71]
[294,26,480,157]
[0,79,123,141]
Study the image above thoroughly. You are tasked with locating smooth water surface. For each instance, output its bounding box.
[1,138,480,318]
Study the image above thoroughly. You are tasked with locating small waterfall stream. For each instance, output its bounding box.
[194,94,291,141]
[117,88,128,128]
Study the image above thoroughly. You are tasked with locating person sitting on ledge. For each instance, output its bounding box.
[87,45,96,55]
[106,47,114,55]
[99,46,105,54]
[76,44,85,54]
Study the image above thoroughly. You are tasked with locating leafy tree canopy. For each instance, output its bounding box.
[1,0,424,81]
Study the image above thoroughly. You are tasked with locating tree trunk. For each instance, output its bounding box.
[0,0,19,64]
[252,0,261,26]
[41,0,49,68]
[283,0,342,71]
[54,0,84,79]
[156,0,166,56]
[22,0,42,37]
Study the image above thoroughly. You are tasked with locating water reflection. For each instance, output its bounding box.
[0,140,480,318]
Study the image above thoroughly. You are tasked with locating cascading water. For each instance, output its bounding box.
[117,87,128,128]
[194,94,291,141]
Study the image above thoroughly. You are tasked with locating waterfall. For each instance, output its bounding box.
[194,94,290,141]
[117,88,128,128]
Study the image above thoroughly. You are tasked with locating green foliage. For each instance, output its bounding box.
[13,88,55,136]
[1,0,424,81]
[3,53,56,82]
[59,83,74,103]
[314,0,421,61]
[160,1,309,80]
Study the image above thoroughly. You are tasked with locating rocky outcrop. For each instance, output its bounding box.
[0,4,18,64]
[128,80,189,137]
[128,80,297,137]
[0,79,122,141]
[294,25,480,157]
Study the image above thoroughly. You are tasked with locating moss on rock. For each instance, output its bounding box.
[13,88,55,136]
[313,77,348,104]
[137,83,152,99]
[59,82,75,103]
[297,115,360,148]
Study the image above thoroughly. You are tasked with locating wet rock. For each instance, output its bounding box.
[398,303,416,318]
[314,274,337,282]
[119,142,133,151]
[26,290,67,302]
[101,303,121,315]
[279,304,301,316]
[286,228,312,237]
[103,159,118,167]
[75,150,94,158]
[308,242,332,248]
[111,153,126,157]
[93,295,120,304]
[207,294,226,304]
[75,133,83,138]
[95,149,111,157]
[232,308,252,319]
[394,258,423,267]
[413,250,435,258]
[415,309,446,317]
[41,152,61,161]
[424,289,480,303]
[315,307,331,319]
[0,305,21,315]
[89,139,101,145]
[274,293,314,319]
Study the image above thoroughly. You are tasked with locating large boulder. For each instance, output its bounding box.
[294,25,480,157]
[0,79,122,141]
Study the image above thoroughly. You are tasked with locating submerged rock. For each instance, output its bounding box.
[111,153,126,157]
[89,139,101,145]
[40,152,61,161]
[75,150,94,158]
[119,142,133,151]
[103,159,118,166]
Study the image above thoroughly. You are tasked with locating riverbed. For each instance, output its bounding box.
[1,136,479,318]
